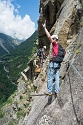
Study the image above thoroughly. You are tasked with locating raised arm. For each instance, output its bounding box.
[42,21,53,43]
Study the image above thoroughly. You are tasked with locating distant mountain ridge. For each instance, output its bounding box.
[0,33,20,56]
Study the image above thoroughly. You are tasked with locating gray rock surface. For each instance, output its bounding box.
[20,27,83,125]
[20,0,83,124]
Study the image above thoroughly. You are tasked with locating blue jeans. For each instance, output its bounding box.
[47,62,60,93]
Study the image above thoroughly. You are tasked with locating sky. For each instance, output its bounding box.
[0,0,40,40]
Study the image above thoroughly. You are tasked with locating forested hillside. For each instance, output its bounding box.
[0,30,38,108]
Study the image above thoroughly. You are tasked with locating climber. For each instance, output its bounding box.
[37,46,46,67]
[42,20,61,97]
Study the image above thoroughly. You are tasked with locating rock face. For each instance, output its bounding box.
[19,29,83,125]
[38,0,64,49]
[0,0,83,125]
[20,0,83,125]
[38,0,82,48]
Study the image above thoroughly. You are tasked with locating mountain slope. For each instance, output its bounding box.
[12,30,38,56]
[0,33,20,56]
[6,30,38,79]
[0,30,38,108]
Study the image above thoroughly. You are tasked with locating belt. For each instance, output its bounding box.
[50,59,53,62]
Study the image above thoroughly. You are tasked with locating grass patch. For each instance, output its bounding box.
[17,109,26,118]
[8,119,17,125]
[0,108,4,118]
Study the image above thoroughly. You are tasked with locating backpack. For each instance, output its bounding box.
[52,44,66,63]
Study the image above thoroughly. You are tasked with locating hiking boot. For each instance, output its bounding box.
[54,92,57,98]
[44,92,52,96]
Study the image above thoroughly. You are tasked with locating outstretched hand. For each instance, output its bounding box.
[42,20,46,28]
[42,20,52,42]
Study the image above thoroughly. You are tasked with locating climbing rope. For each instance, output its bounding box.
[67,59,83,124]
[68,70,80,125]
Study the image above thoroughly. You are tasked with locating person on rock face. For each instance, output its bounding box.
[37,46,46,67]
[42,20,60,97]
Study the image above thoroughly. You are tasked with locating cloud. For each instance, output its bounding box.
[0,0,36,40]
